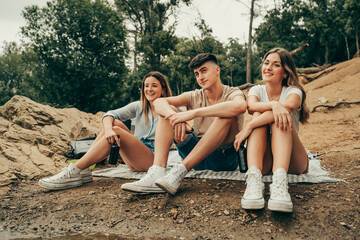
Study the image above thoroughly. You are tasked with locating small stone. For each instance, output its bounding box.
[318,97,329,104]
[340,222,351,230]
[177,218,184,224]
[88,191,96,195]
[224,210,230,215]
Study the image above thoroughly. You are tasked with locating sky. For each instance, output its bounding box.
[0,0,275,49]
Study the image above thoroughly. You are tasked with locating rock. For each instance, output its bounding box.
[318,97,329,104]
[0,95,103,188]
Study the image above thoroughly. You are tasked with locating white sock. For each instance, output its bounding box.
[68,163,82,174]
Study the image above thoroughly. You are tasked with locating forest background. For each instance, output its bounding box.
[0,0,359,114]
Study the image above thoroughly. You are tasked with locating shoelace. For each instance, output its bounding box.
[137,167,157,184]
[271,177,288,199]
[245,172,262,195]
[166,165,185,183]
[49,168,71,180]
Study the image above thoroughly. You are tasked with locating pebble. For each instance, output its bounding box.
[318,97,329,104]
[223,210,230,215]
[88,191,96,195]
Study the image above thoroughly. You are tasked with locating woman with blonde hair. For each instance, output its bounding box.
[234,47,310,212]
[39,71,172,191]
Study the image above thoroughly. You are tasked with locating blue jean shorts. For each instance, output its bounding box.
[140,138,155,152]
[175,133,238,171]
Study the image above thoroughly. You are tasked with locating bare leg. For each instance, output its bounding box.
[246,113,272,175]
[270,123,308,174]
[87,119,130,152]
[182,117,238,170]
[270,123,292,172]
[288,130,308,174]
[153,116,177,168]
[75,126,153,172]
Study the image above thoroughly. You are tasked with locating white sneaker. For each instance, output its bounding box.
[155,163,188,195]
[80,168,93,183]
[38,163,82,190]
[121,165,166,193]
[241,166,265,210]
[268,168,293,212]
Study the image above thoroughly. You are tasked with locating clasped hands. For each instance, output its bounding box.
[165,111,194,141]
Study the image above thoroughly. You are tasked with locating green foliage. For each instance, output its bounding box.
[3,0,358,113]
[254,0,358,66]
[21,0,128,113]
[115,0,191,71]
[0,42,24,104]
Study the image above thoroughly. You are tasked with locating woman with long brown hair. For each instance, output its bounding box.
[39,71,172,191]
[234,48,310,213]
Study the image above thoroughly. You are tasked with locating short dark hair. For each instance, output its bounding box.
[188,53,218,70]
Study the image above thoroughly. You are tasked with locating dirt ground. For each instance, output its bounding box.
[0,58,359,239]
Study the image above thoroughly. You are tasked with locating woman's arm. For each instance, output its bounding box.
[234,111,275,151]
[248,93,301,114]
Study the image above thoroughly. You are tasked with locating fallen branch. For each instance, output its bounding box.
[297,64,331,74]
[299,68,336,83]
[238,83,254,90]
[290,42,309,56]
[311,101,360,113]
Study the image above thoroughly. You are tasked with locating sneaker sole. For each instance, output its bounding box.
[155,179,177,195]
[121,183,165,193]
[241,198,265,210]
[81,174,94,184]
[268,199,293,213]
[38,179,82,190]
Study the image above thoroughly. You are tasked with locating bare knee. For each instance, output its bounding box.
[169,105,179,112]
[112,126,129,135]
[270,123,291,137]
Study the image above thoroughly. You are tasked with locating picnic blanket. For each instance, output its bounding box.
[92,150,341,183]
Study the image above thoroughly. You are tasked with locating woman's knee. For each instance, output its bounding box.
[270,123,291,136]
[112,126,129,135]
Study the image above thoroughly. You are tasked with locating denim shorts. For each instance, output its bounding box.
[175,133,238,171]
[140,138,155,152]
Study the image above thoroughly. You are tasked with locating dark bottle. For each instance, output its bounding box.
[109,139,120,165]
[237,141,248,173]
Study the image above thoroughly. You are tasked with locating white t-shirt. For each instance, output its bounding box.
[248,85,303,133]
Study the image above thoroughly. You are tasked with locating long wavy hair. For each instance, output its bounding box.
[140,71,172,124]
[262,48,310,123]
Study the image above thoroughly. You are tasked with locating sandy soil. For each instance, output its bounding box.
[0,58,359,239]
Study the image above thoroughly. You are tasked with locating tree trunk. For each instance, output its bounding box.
[246,0,255,84]
[343,34,350,60]
[325,40,329,64]
[356,22,359,57]
[133,32,138,73]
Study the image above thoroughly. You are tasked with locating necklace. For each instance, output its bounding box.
[266,88,281,101]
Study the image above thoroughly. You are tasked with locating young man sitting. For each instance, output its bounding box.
[121,53,247,194]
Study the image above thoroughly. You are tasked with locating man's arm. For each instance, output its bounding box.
[153,95,188,118]
[167,95,247,125]
[193,95,246,118]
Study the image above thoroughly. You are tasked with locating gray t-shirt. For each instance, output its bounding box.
[102,101,157,140]
[248,85,303,133]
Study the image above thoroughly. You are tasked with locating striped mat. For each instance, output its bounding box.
[92,150,341,183]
